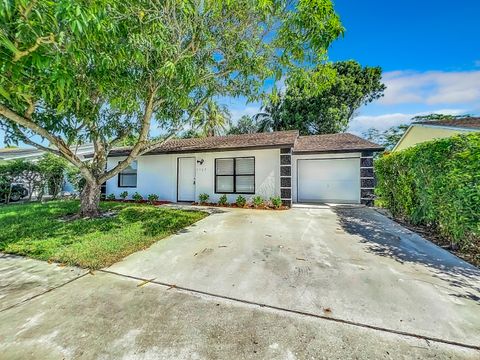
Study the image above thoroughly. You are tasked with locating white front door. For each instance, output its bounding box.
[177,157,196,202]
[297,158,360,203]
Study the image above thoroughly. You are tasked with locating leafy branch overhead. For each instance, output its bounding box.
[0,0,344,216]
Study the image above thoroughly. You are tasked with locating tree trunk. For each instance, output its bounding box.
[80,182,101,217]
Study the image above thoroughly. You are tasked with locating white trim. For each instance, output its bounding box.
[391,125,413,152]
[392,124,480,152]
[414,123,480,132]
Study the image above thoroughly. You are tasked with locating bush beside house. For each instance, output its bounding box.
[375,133,480,250]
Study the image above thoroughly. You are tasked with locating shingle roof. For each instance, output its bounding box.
[293,133,384,153]
[109,131,383,156]
[0,148,42,158]
[109,130,300,156]
[0,144,94,161]
[413,117,480,130]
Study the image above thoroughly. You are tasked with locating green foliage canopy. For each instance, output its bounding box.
[363,124,409,151]
[256,60,385,135]
[375,133,480,246]
[228,115,259,135]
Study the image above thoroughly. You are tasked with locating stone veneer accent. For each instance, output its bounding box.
[280,148,292,207]
[360,151,375,206]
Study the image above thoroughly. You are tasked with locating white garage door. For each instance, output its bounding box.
[297,158,360,203]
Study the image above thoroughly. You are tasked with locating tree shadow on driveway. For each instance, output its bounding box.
[333,207,480,304]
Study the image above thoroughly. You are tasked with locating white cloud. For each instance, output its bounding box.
[381,70,480,105]
[229,105,260,122]
[348,108,466,135]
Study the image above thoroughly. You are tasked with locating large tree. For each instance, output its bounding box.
[256,60,386,135]
[363,124,409,151]
[0,0,343,216]
[228,115,259,135]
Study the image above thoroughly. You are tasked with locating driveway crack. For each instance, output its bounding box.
[0,272,89,313]
[99,269,480,352]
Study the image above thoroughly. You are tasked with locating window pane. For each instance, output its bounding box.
[120,174,137,187]
[236,175,254,193]
[216,176,234,192]
[216,159,234,175]
[120,161,137,175]
[236,158,254,174]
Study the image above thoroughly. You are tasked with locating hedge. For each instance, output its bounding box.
[375,133,480,247]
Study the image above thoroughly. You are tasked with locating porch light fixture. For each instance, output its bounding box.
[197,159,204,165]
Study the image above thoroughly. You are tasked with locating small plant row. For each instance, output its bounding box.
[197,193,284,209]
[105,191,166,205]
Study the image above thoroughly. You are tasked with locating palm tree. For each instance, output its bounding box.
[254,96,284,132]
[194,100,231,137]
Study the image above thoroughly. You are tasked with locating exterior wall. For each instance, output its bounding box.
[394,125,476,151]
[291,152,362,204]
[106,148,280,203]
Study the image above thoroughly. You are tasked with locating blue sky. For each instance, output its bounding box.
[228,0,480,135]
[2,1,480,147]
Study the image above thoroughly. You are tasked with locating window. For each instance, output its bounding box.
[118,161,137,188]
[215,157,254,194]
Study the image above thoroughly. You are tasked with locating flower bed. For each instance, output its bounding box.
[192,202,289,210]
[102,199,171,206]
[194,194,288,210]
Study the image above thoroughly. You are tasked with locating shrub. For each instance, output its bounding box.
[132,192,143,202]
[218,194,228,206]
[119,191,129,200]
[106,193,116,200]
[198,193,209,204]
[270,196,282,209]
[147,194,159,204]
[235,195,246,207]
[252,195,264,208]
[375,133,480,247]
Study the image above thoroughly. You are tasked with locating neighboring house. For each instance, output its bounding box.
[392,117,480,152]
[107,131,383,206]
[0,144,95,163]
[0,144,95,194]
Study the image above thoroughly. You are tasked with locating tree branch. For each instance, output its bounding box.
[18,136,61,157]
[98,87,157,183]
[13,34,55,62]
[0,104,94,182]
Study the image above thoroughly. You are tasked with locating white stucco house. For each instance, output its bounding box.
[106,131,383,206]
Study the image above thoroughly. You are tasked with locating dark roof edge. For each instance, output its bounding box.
[293,147,384,155]
[107,143,296,157]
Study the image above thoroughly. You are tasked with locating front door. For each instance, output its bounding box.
[177,157,196,202]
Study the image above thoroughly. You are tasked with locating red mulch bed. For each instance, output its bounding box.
[102,199,171,205]
[193,202,289,210]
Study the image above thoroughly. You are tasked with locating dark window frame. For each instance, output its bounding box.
[117,161,138,188]
[214,157,255,194]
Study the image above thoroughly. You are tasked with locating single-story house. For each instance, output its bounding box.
[107,131,383,206]
[392,117,480,152]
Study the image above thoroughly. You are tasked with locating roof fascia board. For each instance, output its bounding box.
[412,123,480,132]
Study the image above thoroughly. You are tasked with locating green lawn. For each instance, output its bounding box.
[0,200,207,269]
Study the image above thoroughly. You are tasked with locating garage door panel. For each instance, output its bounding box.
[297,158,360,203]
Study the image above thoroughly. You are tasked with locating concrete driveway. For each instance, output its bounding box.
[1,205,479,359]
